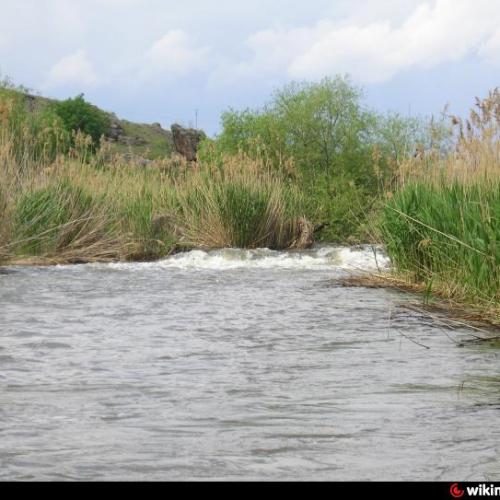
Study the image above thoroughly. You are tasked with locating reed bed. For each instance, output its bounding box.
[0,90,307,264]
[380,89,500,320]
[167,154,304,249]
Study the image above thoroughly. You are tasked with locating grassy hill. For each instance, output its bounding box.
[24,92,174,160]
[106,117,174,160]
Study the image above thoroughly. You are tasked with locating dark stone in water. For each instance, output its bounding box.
[0,268,16,275]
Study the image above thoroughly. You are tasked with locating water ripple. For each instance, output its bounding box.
[0,246,499,480]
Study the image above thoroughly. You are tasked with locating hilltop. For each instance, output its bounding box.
[23,92,205,161]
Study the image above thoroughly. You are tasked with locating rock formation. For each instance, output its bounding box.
[107,116,126,143]
[171,124,206,161]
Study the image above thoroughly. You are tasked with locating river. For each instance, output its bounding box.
[1,245,499,481]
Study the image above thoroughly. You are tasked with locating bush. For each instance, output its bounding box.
[51,94,110,147]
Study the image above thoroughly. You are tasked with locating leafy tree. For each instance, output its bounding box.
[205,75,441,241]
[211,77,378,183]
[272,77,368,171]
[211,76,441,178]
[52,94,110,147]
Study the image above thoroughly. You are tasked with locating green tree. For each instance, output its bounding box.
[52,94,110,147]
[211,77,377,183]
[273,77,368,171]
[203,75,447,241]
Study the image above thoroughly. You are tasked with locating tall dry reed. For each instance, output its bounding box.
[165,154,305,249]
[0,89,307,263]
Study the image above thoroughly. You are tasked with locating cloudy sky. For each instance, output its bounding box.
[1,0,499,134]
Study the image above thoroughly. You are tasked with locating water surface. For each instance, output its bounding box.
[1,246,499,481]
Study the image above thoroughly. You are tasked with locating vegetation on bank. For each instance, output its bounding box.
[51,94,110,148]
[380,89,500,323]
[0,81,308,263]
[3,74,500,325]
[1,75,434,264]
[200,76,444,242]
[0,157,305,265]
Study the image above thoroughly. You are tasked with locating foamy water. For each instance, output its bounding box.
[87,245,391,272]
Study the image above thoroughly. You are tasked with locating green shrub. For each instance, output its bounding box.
[301,172,376,243]
[51,94,110,147]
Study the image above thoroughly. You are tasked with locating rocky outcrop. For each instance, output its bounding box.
[106,116,145,146]
[151,123,174,146]
[106,117,173,153]
[171,124,206,161]
[107,116,126,143]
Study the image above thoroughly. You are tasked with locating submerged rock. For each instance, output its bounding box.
[171,124,206,161]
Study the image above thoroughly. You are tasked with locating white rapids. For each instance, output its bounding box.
[97,245,391,272]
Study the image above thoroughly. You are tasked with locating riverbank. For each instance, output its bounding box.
[1,77,418,261]
[373,90,500,329]
[0,154,314,265]
[2,80,499,328]
[338,273,500,331]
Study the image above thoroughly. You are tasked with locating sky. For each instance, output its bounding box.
[1,0,499,135]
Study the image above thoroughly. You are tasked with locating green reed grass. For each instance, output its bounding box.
[167,156,305,249]
[381,181,500,306]
[379,90,500,319]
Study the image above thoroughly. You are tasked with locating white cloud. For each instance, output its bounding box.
[144,30,211,77]
[46,50,98,88]
[2,0,500,133]
[478,28,500,66]
[218,0,500,84]
[4,0,500,93]
[91,0,142,5]
[207,24,319,88]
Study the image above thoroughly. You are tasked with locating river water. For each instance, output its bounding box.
[1,246,499,481]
